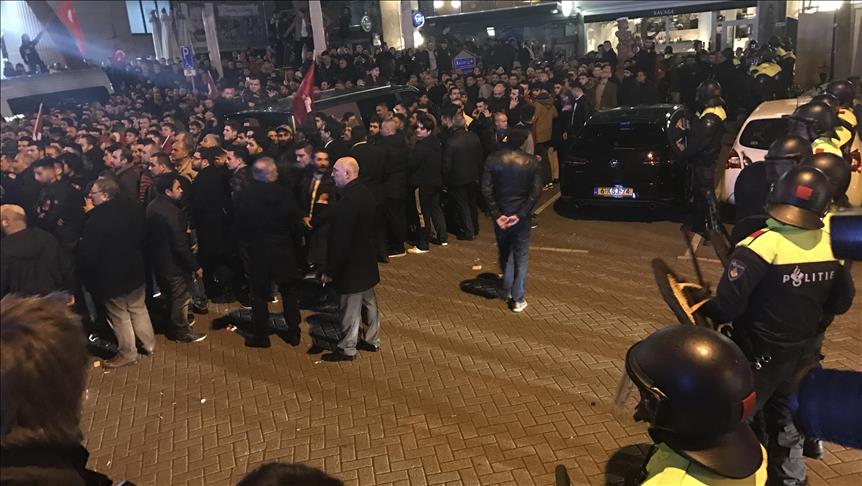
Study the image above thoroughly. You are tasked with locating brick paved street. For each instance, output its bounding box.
[80,194,862,486]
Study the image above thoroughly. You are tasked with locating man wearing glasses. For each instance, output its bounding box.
[407,114,447,253]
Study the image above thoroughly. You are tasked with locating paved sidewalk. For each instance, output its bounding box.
[80,204,862,485]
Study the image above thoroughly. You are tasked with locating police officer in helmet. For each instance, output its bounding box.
[733,136,812,227]
[677,80,726,237]
[788,101,842,156]
[699,166,855,486]
[626,326,766,485]
[824,79,858,153]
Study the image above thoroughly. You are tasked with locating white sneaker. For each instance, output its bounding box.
[407,247,429,254]
[512,300,528,313]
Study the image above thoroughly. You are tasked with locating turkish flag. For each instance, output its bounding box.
[292,62,315,124]
[56,0,85,57]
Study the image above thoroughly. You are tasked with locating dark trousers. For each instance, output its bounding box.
[384,197,407,253]
[535,142,551,184]
[250,278,301,339]
[199,254,234,299]
[448,183,478,240]
[687,167,715,233]
[414,186,447,249]
[750,342,818,486]
[155,273,195,339]
[374,202,388,259]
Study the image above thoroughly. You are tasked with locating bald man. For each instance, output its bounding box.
[1,204,74,298]
[320,157,381,362]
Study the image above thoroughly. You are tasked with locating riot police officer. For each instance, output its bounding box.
[625,326,766,485]
[788,101,842,156]
[824,79,858,154]
[677,80,726,237]
[700,166,855,486]
[734,136,812,223]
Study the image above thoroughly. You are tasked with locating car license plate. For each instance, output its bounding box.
[594,185,635,198]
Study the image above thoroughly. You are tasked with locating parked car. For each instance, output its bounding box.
[224,84,419,129]
[720,97,862,206]
[1,67,113,118]
[559,105,690,209]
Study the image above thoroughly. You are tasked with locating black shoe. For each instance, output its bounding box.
[244,335,272,348]
[187,314,197,327]
[322,352,355,362]
[307,344,326,354]
[278,330,300,346]
[388,249,407,258]
[175,332,207,343]
[192,305,209,315]
[357,341,379,352]
[803,437,824,460]
[378,256,390,263]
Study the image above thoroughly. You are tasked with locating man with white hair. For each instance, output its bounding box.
[320,157,381,362]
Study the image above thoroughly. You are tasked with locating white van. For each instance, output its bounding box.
[719,98,862,207]
[1,68,114,118]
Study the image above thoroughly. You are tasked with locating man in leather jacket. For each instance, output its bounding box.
[481,150,542,313]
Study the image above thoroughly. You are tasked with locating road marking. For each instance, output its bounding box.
[531,246,589,254]
[534,191,561,215]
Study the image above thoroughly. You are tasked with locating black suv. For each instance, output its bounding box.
[559,105,690,209]
[225,84,419,129]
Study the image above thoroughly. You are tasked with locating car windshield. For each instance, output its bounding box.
[578,123,665,149]
[739,118,789,149]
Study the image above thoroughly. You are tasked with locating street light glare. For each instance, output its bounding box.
[813,0,845,10]
[434,1,444,9]
[451,1,461,9]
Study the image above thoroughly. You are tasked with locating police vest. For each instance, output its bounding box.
[835,108,858,149]
[734,219,844,346]
[812,137,842,156]
[642,443,767,486]
[749,62,781,78]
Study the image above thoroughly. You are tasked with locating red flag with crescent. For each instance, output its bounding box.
[56,0,86,57]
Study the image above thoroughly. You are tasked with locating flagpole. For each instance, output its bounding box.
[32,103,44,140]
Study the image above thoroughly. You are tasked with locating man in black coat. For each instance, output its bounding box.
[320,157,381,362]
[299,151,336,274]
[31,157,84,258]
[1,204,74,298]
[379,119,409,257]
[103,145,141,204]
[235,157,303,348]
[407,113,447,252]
[350,126,389,262]
[566,86,594,141]
[320,119,349,165]
[78,177,155,368]
[145,174,206,343]
[442,107,484,240]
[190,147,234,301]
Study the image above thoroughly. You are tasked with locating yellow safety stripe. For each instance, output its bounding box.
[838,108,858,127]
[749,63,781,77]
[701,106,727,121]
[835,126,852,148]
[739,222,836,265]
[812,137,842,156]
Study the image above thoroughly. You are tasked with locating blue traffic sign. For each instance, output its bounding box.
[181,46,194,70]
[412,11,425,28]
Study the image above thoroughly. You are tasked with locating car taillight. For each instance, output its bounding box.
[851,149,861,173]
[643,151,659,166]
[726,149,741,169]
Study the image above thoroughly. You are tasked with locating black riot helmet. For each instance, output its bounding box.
[625,326,760,479]
[811,93,840,113]
[756,46,775,64]
[768,165,833,229]
[800,153,851,203]
[790,101,838,137]
[764,136,812,183]
[695,80,722,106]
[825,79,856,107]
[765,136,812,161]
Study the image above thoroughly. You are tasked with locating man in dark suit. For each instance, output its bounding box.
[320,119,349,165]
[78,176,154,368]
[349,126,389,262]
[300,151,336,274]
[566,86,594,141]
[442,107,484,240]
[320,157,381,362]
[145,174,206,343]
[235,157,303,348]
[190,147,234,301]
[379,119,409,257]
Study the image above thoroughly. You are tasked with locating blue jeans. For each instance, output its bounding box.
[493,217,531,303]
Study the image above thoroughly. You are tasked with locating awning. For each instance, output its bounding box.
[580,1,757,23]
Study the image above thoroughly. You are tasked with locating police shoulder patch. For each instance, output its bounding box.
[728,259,746,281]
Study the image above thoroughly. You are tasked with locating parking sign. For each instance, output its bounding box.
[181,46,194,70]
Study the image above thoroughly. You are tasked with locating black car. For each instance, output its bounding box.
[225,84,419,129]
[560,104,690,209]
